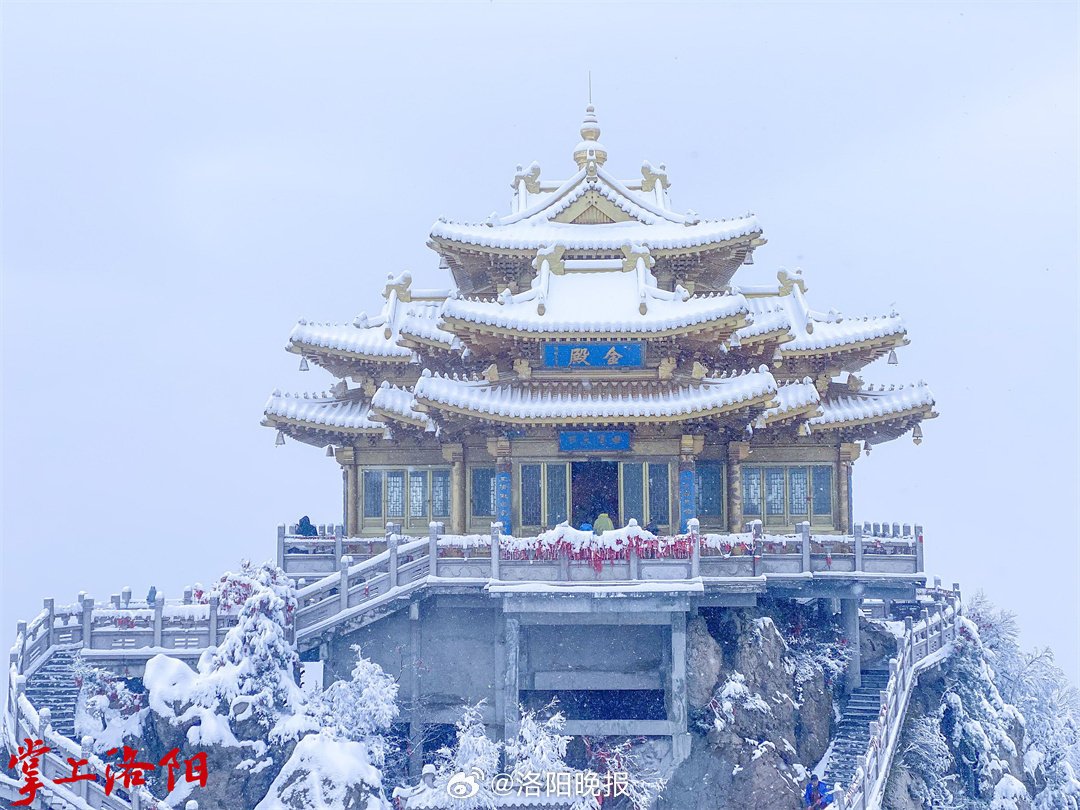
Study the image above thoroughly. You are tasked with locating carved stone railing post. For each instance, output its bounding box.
[43,598,55,649]
[334,532,343,567]
[490,522,502,581]
[854,523,863,571]
[688,518,700,578]
[799,521,811,572]
[40,707,52,736]
[81,599,93,651]
[208,595,219,647]
[277,523,286,569]
[153,594,165,647]
[183,586,193,605]
[121,586,131,609]
[80,736,93,800]
[388,527,399,590]
[339,557,351,613]
[915,525,925,572]
[13,675,25,737]
[629,544,639,580]
[429,521,440,575]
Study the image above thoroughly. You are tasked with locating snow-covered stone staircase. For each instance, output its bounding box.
[25,648,79,740]
[824,669,890,791]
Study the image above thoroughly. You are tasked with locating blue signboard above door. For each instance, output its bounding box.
[559,430,632,452]
[544,343,644,368]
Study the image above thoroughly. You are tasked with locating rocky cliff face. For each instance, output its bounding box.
[661,603,846,810]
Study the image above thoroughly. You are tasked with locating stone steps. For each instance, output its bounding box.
[25,649,80,740]
[823,670,891,789]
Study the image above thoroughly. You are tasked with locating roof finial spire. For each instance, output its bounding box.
[574,99,607,169]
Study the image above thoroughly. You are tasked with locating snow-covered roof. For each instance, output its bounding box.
[370,382,435,430]
[441,262,748,336]
[432,163,760,253]
[263,391,384,434]
[289,319,412,361]
[735,272,907,357]
[760,379,822,424]
[810,382,935,428]
[397,304,459,350]
[431,214,761,252]
[412,368,777,424]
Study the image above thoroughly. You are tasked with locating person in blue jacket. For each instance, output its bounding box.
[805,774,832,808]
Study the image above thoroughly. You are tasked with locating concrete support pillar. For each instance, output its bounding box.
[670,612,691,763]
[727,441,750,533]
[442,444,465,535]
[841,598,861,693]
[503,616,520,741]
[409,602,424,776]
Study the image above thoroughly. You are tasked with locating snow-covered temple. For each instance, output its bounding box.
[2,107,955,810]
[263,105,934,540]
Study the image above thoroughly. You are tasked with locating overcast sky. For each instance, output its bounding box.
[2,2,1078,683]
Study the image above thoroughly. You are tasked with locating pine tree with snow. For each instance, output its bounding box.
[310,646,399,759]
[431,703,502,810]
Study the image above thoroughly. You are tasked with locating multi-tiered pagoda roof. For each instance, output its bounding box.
[263,105,935,537]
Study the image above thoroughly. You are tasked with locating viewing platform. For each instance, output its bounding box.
[281,518,926,646]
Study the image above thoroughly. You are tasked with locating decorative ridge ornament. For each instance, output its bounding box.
[573,104,608,168]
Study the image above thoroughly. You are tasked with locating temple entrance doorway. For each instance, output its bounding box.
[571,461,619,529]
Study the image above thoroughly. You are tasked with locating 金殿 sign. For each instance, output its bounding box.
[543,343,644,368]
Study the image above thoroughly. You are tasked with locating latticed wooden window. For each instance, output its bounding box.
[695,462,724,518]
[812,467,832,516]
[742,468,762,516]
[471,468,496,517]
[432,470,451,518]
[648,464,670,527]
[363,471,382,518]
[765,468,785,516]
[621,463,644,525]
[386,472,406,518]
[521,465,543,526]
[740,464,835,528]
[546,464,568,526]
[788,467,809,516]
[409,472,428,518]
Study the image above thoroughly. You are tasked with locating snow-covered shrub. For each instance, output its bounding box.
[706,671,771,733]
[504,702,601,810]
[310,646,399,762]
[423,703,502,809]
[254,733,391,810]
[145,580,312,747]
[584,737,668,810]
[195,559,296,622]
[896,714,956,807]
[73,655,147,752]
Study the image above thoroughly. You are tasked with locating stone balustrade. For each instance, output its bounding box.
[835,592,963,810]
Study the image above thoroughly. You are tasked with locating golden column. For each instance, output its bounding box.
[727,441,751,533]
[336,447,360,537]
[838,442,861,535]
[442,443,465,535]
